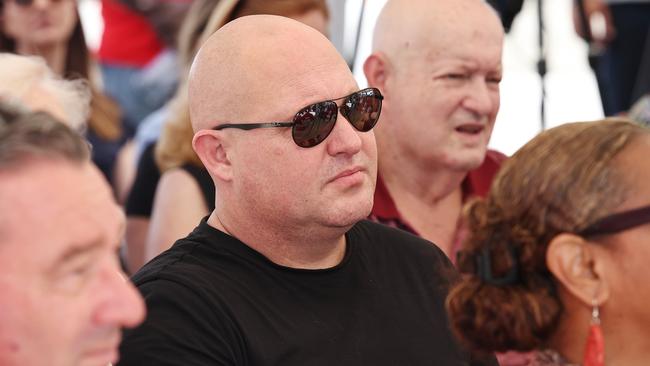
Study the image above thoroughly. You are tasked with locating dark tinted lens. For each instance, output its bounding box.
[291,101,338,148]
[340,88,382,132]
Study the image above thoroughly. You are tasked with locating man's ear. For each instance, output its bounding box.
[363,52,390,91]
[546,233,610,306]
[192,129,233,182]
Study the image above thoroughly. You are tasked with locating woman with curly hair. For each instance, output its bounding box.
[447,118,650,366]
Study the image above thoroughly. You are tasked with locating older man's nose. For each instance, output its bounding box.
[93,268,146,329]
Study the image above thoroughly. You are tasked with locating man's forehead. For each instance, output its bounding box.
[0,160,122,245]
[0,170,122,281]
[377,0,503,57]
[190,15,352,127]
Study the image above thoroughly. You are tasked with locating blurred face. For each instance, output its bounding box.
[0,160,145,366]
[2,0,78,49]
[228,55,377,231]
[595,135,650,328]
[380,10,503,172]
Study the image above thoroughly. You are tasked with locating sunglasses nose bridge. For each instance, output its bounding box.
[16,0,52,8]
[324,107,364,155]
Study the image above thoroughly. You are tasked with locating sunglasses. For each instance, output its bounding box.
[13,0,62,8]
[578,204,650,237]
[212,88,383,148]
[11,0,64,6]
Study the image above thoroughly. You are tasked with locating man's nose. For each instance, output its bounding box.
[93,268,146,329]
[462,78,497,117]
[325,111,363,156]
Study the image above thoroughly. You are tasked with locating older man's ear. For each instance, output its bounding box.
[363,52,390,92]
[193,130,234,182]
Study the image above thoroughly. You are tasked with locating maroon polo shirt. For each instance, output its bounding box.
[369,149,507,260]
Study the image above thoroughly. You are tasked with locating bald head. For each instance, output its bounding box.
[188,15,351,132]
[373,0,503,62]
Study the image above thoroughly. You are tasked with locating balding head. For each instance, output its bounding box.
[373,0,502,66]
[188,15,350,132]
[190,15,377,244]
[365,0,504,174]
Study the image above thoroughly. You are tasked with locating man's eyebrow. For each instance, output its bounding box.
[49,240,104,272]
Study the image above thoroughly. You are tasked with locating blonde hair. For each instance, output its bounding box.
[156,0,329,172]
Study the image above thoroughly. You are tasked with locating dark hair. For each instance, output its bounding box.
[0,101,90,167]
[446,119,649,354]
[0,5,121,141]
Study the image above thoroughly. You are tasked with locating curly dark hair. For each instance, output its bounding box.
[446,118,648,354]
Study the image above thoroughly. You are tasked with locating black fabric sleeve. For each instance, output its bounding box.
[180,163,215,211]
[125,142,161,217]
[118,279,244,366]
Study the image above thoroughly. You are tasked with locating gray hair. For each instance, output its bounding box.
[0,53,90,131]
[0,101,90,169]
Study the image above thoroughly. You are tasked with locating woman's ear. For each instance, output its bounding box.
[192,129,233,182]
[546,233,610,306]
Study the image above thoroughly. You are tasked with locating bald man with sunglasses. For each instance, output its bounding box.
[118,15,496,366]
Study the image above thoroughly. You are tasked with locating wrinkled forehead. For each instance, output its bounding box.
[0,161,124,263]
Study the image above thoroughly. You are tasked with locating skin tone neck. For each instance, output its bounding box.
[16,41,67,75]
[378,150,465,254]
[207,210,347,270]
[549,289,650,365]
[546,296,590,365]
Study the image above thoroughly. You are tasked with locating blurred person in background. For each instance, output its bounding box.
[628,93,650,126]
[121,0,222,274]
[98,0,191,134]
[123,0,329,274]
[1,0,124,184]
[448,119,650,366]
[0,52,90,131]
[574,0,650,115]
[0,102,145,366]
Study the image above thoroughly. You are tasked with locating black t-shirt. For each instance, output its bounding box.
[118,219,496,366]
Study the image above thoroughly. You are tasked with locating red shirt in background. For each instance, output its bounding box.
[98,0,163,67]
[369,149,507,261]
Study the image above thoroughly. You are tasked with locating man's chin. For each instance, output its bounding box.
[325,203,373,228]
[445,148,489,172]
